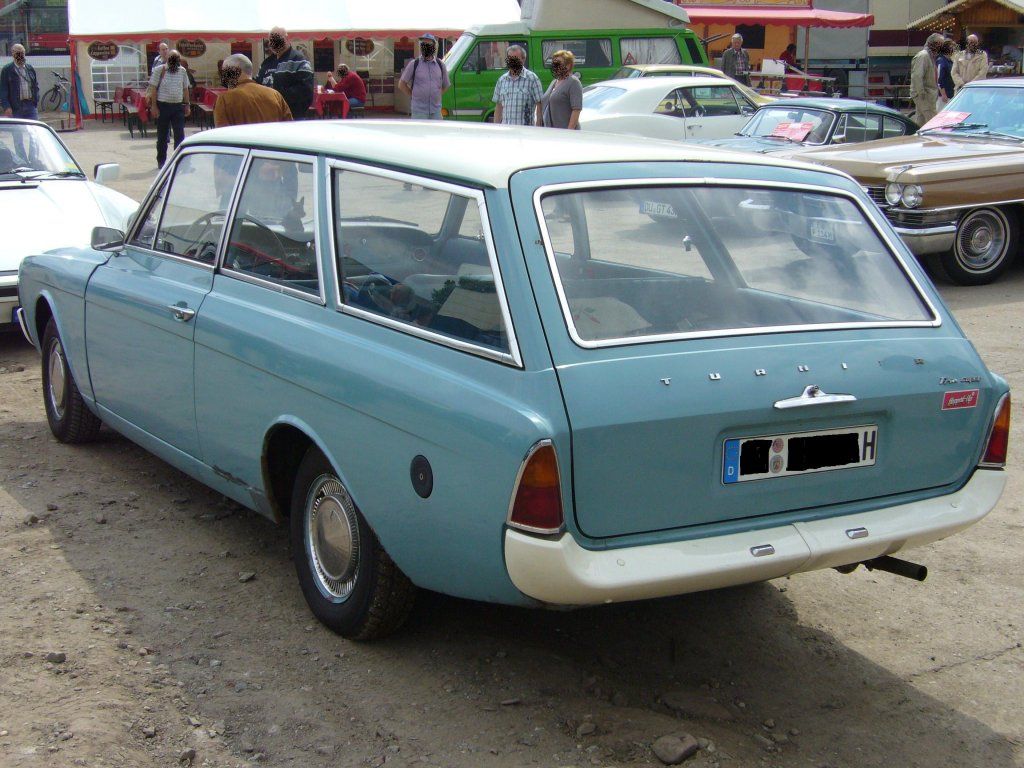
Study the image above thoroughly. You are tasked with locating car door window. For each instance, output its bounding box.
[686,86,741,116]
[463,40,527,71]
[542,39,612,68]
[333,167,511,355]
[153,152,244,264]
[882,116,910,138]
[129,179,168,249]
[223,156,320,297]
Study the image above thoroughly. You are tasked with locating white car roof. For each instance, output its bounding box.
[188,120,843,190]
[589,76,735,93]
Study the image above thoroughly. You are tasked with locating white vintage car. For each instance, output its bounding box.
[579,75,758,142]
[1,118,137,329]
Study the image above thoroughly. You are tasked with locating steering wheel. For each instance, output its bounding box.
[692,104,706,117]
[180,211,230,263]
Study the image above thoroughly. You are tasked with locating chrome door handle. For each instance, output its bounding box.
[168,304,196,322]
[774,385,856,409]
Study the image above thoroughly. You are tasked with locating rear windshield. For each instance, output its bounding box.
[537,185,934,346]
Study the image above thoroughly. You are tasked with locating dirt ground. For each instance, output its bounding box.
[0,120,1022,768]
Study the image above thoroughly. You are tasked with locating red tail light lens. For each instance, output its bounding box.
[508,441,563,534]
[982,394,1010,467]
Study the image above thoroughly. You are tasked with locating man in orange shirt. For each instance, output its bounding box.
[213,54,292,128]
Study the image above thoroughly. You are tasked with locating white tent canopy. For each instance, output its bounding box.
[68,0,523,38]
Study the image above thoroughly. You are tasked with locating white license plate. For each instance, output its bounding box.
[808,219,835,243]
[641,200,676,218]
[723,425,877,484]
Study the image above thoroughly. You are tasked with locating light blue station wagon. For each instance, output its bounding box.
[16,122,1010,639]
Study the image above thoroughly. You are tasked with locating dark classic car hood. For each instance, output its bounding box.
[697,135,800,154]
[794,133,1024,185]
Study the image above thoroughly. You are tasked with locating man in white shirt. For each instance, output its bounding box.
[147,49,191,168]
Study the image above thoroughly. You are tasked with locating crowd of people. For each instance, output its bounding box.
[910,32,990,126]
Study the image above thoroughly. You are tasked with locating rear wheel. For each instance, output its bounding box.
[289,447,416,640]
[939,207,1019,286]
[41,318,101,443]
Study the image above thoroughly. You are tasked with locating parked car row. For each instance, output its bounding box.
[15,122,1010,638]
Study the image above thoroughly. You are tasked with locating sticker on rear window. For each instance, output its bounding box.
[942,389,979,410]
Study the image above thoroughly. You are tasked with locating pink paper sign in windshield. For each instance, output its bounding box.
[770,121,815,141]
[921,111,971,131]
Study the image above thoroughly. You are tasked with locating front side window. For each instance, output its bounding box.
[542,39,613,68]
[223,157,319,296]
[333,168,511,355]
[620,38,681,67]
[538,185,933,345]
[463,40,527,71]
[684,85,743,116]
[154,152,243,264]
[129,179,168,249]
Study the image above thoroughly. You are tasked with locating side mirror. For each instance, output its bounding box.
[94,163,120,185]
[91,226,125,250]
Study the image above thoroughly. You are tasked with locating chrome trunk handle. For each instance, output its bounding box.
[168,304,196,322]
[774,385,856,409]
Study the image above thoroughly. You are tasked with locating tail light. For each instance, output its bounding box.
[981,394,1010,467]
[507,440,564,535]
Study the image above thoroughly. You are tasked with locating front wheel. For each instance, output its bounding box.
[939,207,1019,286]
[40,87,62,112]
[289,448,416,640]
[41,318,101,443]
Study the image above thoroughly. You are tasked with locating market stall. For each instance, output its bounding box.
[908,0,1024,77]
[66,0,521,126]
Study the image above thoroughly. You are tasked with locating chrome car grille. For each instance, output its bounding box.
[864,185,887,206]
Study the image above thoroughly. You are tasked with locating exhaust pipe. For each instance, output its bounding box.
[836,555,928,582]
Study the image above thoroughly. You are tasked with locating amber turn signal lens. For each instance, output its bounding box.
[982,394,1010,467]
[508,443,563,534]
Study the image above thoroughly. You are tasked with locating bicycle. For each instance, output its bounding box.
[39,72,70,112]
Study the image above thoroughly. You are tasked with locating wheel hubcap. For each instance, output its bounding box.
[957,211,1007,271]
[305,475,360,601]
[48,339,67,419]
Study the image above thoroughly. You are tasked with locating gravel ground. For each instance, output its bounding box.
[0,119,1021,768]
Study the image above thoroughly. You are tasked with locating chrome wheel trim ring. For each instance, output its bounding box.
[47,338,67,420]
[305,474,360,602]
[956,210,1008,273]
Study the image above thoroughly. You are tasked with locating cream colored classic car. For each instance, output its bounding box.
[794,77,1024,285]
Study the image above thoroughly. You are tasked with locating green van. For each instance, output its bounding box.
[441,23,708,122]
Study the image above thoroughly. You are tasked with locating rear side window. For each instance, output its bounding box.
[153,152,243,264]
[883,116,910,137]
[684,37,705,65]
[620,38,682,66]
[333,168,513,357]
[542,39,613,68]
[834,113,882,144]
[223,156,320,297]
[537,185,934,346]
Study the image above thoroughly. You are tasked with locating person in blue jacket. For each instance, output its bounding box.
[936,39,957,110]
[1,44,39,120]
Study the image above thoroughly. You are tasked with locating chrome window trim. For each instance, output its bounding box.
[125,145,250,271]
[532,177,942,351]
[505,439,564,536]
[888,197,1024,215]
[217,149,326,306]
[324,158,523,368]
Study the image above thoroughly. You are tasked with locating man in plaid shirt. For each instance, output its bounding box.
[492,46,543,126]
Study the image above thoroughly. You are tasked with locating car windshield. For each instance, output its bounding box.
[0,123,81,176]
[443,33,476,66]
[741,107,835,143]
[582,85,627,110]
[929,85,1024,138]
[538,185,933,345]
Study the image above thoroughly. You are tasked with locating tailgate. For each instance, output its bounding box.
[558,336,994,539]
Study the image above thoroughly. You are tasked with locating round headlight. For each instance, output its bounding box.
[884,183,902,206]
[901,184,923,208]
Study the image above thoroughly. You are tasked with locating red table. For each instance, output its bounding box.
[119,86,150,123]
[195,86,226,109]
[313,90,349,118]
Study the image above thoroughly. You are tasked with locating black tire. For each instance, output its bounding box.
[939,207,1019,286]
[41,318,101,444]
[41,87,61,112]
[289,447,416,640]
